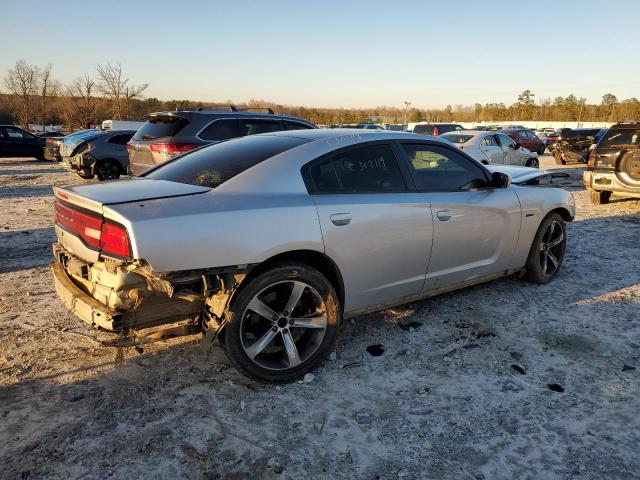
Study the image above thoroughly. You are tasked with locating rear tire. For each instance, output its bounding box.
[523,212,566,284]
[95,160,121,181]
[526,157,539,168]
[537,145,545,155]
[589,189,611,205]
[222,262,341,383]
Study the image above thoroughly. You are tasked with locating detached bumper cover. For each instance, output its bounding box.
[51,261,121,331]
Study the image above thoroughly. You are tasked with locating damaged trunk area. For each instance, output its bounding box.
[51,243,251,342]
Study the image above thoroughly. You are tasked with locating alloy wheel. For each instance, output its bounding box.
[240,280,327,371]
[97,161,120,180]
[539,220,565,276]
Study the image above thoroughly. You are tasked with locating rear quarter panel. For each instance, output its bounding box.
[104,192,324,273]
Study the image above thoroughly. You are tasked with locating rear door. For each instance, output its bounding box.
[397,142,521,290]
[107,133,135,166]
[305,142,433,312]
[479,134,505,164]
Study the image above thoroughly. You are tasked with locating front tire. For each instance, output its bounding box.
[222,262,341,383]
[589,189,611,205]
[537,145,545,155]
[523,213,566,284]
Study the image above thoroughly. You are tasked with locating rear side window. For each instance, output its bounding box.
[305,144,406,193]
[401,144,487,191]
[144,135,307,188]
[108,133,134,145]
[598,129,640,148]
[134,116,188,140]
[241,120,284,136]
[480,135,499,146]
[199,119,240,141]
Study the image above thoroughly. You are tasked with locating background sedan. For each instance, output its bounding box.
[440,130,539,167]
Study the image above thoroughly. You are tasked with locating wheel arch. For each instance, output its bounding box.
[549,206,573,222]
[96,157,126,173]
[230,249,345,312]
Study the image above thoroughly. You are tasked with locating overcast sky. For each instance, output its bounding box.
[2,0,639,109]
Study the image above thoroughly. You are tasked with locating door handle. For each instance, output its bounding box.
[436,210,452,221]
[330,213,351,226]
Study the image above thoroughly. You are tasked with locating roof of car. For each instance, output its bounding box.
[259,128,431,142]
[151,110,313,123]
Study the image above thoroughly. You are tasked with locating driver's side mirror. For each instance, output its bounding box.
[490,171,511,189]
[513,142,520,149]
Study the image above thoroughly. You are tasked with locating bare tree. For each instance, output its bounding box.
[96,63,148,119]
[63,74,99,129]
[38,64,60,131]
[4,60,39,128]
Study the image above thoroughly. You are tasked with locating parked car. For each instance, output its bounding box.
[48,129,95,162]
[64,130,135,180]
[502,128,546,155]
[546,128,600,154]
[584,122,640,204]
[549,128,601,164]
[412,123,463,136]
[356,123,384,130]
[0,125,45,159]
[440,130,539,167]
[51,129,574,382]
[127,105,316,176]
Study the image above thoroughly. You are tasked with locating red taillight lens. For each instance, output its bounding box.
[100,223,130,258]
[126,143,133,152]
[149,143,198,155]
[54,201,131,258]
[433,127,439,136]
[55,201,102,249]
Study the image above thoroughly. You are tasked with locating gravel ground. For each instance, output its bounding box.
[0,155,639,480]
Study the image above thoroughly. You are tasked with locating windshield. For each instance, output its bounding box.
[144,135,308,188]
[440,133,474,144]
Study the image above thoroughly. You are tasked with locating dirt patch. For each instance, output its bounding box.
[1,156,639,479]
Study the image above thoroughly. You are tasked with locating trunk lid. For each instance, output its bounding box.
[53,178,211,214]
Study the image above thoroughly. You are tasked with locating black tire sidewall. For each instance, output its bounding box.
[96,160,120,181]
[223,262,341,383]
[524,213,566,284]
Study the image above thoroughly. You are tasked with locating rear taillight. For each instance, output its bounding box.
[54,201,131,258]
[100,223,131,258]
[433,127,439,136]
[587,150,596,167]
[149,143,198,155]
[126,143,133,152]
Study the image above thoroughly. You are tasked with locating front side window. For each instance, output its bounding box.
[241,120,284,136]
[401,144,487,191]
[497,134,516,148]
[285,121,313,130]
[305,143,406,194]
[6,127,32,139]
[145,135,308,188]
[481,135,499,147]
[199,119,240,141]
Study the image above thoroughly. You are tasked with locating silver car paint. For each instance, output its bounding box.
[443,130,536,166]
[55,129,575,315]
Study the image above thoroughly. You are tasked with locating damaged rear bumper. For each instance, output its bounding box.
[51,244,205,332]
[51,261,121,330]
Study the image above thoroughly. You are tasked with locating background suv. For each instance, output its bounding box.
[584,123,640,204]
[127,106,316,175]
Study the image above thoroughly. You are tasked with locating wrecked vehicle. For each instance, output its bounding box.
[51,129,575,382]
[584,122,640,205]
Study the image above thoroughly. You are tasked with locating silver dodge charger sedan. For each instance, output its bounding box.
[51,129,575,382]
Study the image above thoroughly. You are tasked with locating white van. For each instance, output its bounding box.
[101,120,144,131]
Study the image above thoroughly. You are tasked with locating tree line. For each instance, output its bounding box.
[2,60,638,130]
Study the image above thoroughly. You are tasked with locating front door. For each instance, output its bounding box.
[305,142,433,313]
[480,134,505,164]
[397,142,521,290]
[497,133,526,166]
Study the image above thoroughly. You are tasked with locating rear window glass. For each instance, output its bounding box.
[598,129,640,149]
[440,133,474,144]
[134,116,188,140]
[144,135,307,188]
[413,125,434,135]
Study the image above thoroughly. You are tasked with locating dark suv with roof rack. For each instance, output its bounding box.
[127,105,316,175]
[584,122,640,204]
